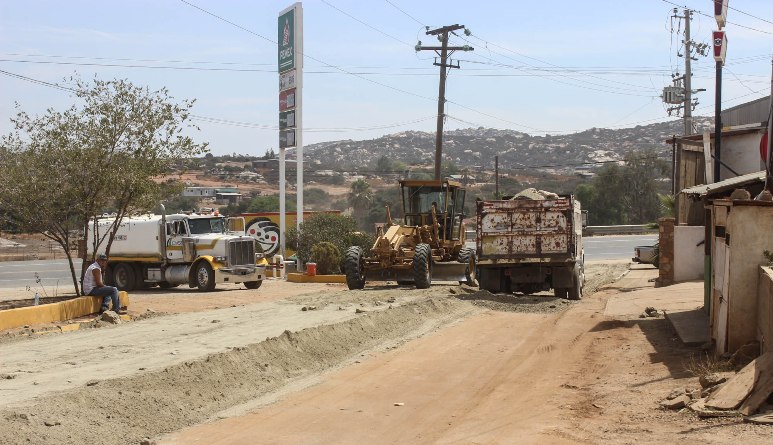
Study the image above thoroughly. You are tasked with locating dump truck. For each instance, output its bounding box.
[85,206,266,291]
[344,179,475,289]
[475,189,584,299]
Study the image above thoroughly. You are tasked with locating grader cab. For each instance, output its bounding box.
[344,179,476,290]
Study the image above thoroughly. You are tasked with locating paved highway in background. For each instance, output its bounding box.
[583,234,657,262]
[0,258,82,293]
[0,235,656,292]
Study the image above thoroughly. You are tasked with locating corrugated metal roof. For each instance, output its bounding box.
[681,170,766,196]
[721,95,770,127]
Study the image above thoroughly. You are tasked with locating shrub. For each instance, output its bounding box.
[286,213,373,264]
[310,242,342,275]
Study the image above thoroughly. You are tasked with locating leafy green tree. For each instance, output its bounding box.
[573,150,669,225]
[347,179,373,229]
[245,194,296,213]
[286,213,373,264]
[0,77,207,295]
[305,188,330,208]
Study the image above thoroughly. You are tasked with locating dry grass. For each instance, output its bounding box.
[683,352,734,378]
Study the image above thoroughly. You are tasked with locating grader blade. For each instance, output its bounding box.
[431,261,468,283]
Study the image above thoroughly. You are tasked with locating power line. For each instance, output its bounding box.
[660,0,773,35]
[321,0,411,46]
[191,114,437,132]
[179,0,436,103]
[383,0,425,27]
[716,0,773,27]
[0,69,74,92]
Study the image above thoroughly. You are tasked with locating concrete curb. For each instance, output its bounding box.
[0,292,129,331]
[286,273,347,284]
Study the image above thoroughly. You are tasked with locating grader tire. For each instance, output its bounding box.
[344,246,366,290]
[413,244,432,289]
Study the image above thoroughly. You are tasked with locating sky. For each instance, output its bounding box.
[1,0,772,157]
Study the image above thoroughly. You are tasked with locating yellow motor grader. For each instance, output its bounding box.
[344,179,476,289]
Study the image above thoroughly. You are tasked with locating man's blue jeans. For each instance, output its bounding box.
[88,286,120,312]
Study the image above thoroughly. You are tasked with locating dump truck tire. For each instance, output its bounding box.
[195,261,216,291]
[344,246,366,290]
[553,288,568,299]
[413,244,432,289]
[568,268,583,300]
[458,247,477,286]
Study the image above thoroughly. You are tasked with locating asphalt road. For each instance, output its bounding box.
[0,258,82,293]
[583,234,657,262]
[0,235,656,292]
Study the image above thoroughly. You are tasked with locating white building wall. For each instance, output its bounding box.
[673,225,704,282]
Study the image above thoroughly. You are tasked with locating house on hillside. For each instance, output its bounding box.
[183,186,243,205]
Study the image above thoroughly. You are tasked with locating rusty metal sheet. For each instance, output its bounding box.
[477,197,574,259]
[541,234,568,253]
[481,234,537,256]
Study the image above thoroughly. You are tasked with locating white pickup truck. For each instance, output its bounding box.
[633,243,659,267]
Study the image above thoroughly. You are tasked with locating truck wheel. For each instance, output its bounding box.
[195,262,216,291]
[413,244,432,289]
[457,247,477,286]
[553,288,568,299]
[568,269,583,300]
[244,280,262,290]
[112,263,136,291]
[344,246,366,290]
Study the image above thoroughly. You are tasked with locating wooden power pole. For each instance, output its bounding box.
[416,25,473,180]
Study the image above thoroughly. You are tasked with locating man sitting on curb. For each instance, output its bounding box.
[83,254,125,315]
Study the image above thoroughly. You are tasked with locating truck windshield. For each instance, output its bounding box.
[187,218,226,234]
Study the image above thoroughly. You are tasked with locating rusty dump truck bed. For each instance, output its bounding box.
[476,197,578,262]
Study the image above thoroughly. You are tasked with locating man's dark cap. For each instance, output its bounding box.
[97,254,108,260]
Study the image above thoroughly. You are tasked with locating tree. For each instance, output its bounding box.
[347,179,373,229]
[244,194,296,213]
[286,213,373,264]
[0,77,207,295]
[572,149,669,225]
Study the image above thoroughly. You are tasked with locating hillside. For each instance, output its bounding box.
[299,118,713,174]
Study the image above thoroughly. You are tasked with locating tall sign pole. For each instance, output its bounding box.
[278,3,303,263]
[713,0,728,183]
[416,25,473,180]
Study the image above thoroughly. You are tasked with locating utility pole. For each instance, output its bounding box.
[495,155,499,199]
[767,57,772,192]
[416,25,473,180]
[683,9,693,135]
[662,8,707,135]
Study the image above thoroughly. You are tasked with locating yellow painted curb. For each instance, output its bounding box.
[0,291,130,331]
[286,273,347,284]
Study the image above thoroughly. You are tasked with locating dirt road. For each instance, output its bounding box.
[1,263,769,444]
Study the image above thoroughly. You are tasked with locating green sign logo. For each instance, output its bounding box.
[278,9,295,73]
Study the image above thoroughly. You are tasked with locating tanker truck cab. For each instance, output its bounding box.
[88,213,266,292]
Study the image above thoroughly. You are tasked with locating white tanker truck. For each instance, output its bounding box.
[86,207,266,292]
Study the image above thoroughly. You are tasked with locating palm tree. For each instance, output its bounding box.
[347,179,373,228]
